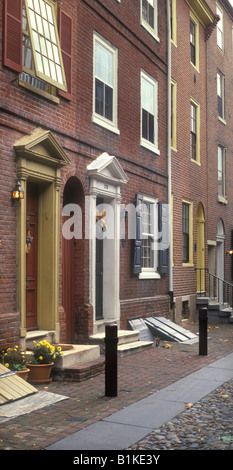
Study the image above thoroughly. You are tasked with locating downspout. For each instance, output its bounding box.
[167,0,173,301]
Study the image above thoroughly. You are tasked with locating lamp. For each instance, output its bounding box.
[12,180,24,201]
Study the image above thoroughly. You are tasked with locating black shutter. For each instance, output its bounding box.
[133,194,143,274]
[158,202,169,275]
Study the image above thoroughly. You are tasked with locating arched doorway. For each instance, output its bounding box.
[196,203,205,293]
[62,177,84,343]
[217,219,225,303]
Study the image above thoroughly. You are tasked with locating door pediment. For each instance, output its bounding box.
[87,152,128,186]
[14,127,70,167]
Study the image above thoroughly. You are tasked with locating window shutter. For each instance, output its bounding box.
[133,194,143,274]
[3,0,22,73]
[158,202,169,275]
[58,9,72,100]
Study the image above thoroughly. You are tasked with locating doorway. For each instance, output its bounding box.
[217,219,225,303]
[196,203,205,293]
[26,182,38,330]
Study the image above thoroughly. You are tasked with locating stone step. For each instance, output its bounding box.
[89,329,153,357]
[117,340,154,357]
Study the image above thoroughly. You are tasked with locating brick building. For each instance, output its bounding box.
[170,0,218,321]
[0,0,170,350]
[204,0,233,307]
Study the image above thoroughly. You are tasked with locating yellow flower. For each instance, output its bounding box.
[5,363,9,368]
[39,356,43,361]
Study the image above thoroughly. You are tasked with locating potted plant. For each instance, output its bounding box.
[26,340,63,384]
[1,346,29,381]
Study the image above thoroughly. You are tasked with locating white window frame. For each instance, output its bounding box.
[140,0,159,42]
[218,145,226,201]
[92,33,119,135]
[139,195,160,280]
[140,70,159,155]
[216,4,224,51]
[217,70,225,123]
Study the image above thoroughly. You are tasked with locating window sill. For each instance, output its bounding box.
[19,78,60,104]
[191,158,201,166]
[218,116,226,125]
[218,195,228,205]
[182,263,194,268]
[141,139,160,155]
[139,271,161,280]
[141,21,160,42]
[92,115,120,135]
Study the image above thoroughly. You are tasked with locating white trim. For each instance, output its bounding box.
[140,70,159,154]
[93,33,119,134]
[140,0,159,42]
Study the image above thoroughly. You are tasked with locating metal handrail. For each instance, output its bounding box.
[196,267,233,308]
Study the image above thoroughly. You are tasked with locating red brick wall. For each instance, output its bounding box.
[0,0,169,344]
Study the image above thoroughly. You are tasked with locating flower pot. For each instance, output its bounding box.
[26,362,54,384]
[16,368,30,381]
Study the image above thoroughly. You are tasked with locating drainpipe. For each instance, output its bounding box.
[167,0,173,300]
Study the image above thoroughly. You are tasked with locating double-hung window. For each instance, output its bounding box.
[218,145,226,199]
[216,4,223,50]
[182,201,193,265]
[141,71,159,154]
[190,13,199,70]
[190,99,200,163]
[190,102,197,160]
[141,0,158,40]
[217,71,225,121]
[93,33,119,134]
[141,197,156,272]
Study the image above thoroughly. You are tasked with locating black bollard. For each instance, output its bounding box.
[199,308,208,356]
[105,323,118,397]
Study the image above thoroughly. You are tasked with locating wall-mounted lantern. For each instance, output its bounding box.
[12,180,24,201]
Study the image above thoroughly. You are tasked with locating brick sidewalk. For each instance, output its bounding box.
[1,321,233,450]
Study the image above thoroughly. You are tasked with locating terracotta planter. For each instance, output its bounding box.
[26,362,54,384]
[16,368,30,381]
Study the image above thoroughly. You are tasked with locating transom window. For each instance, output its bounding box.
[21,0,67,91]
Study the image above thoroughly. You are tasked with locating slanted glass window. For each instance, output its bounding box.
[93,34,119,133]
[218,145,226,197]
[141,71,159,153]
[141,0,158,40]
[217,71,225,120]
[190,102,197,160]
[190,20,196,65]
[22,0,67,91]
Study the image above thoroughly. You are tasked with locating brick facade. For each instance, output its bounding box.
[0,0,169,347]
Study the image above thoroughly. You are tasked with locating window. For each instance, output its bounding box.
[216,4,223,50]
[190,102,197,160]
[170,0,177,45]
[141,0,158,40]
[93,34,119,134]
[217,71,225,121]
[182,201,193,265]
[190,20,196,65]
[218,145,226,198]
[4,0,72,101]
[22,0,66,90]
[133,195,169,278]
[141,71,159,154]
[171,79,177,150]
[190,13,199,70]
[190,99,200,163]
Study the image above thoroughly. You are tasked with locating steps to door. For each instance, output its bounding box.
[89,329,154,357]
[196,297,233,323]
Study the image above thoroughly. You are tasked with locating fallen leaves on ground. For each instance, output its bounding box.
[163,343,172,349]
[185,403,193,409]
